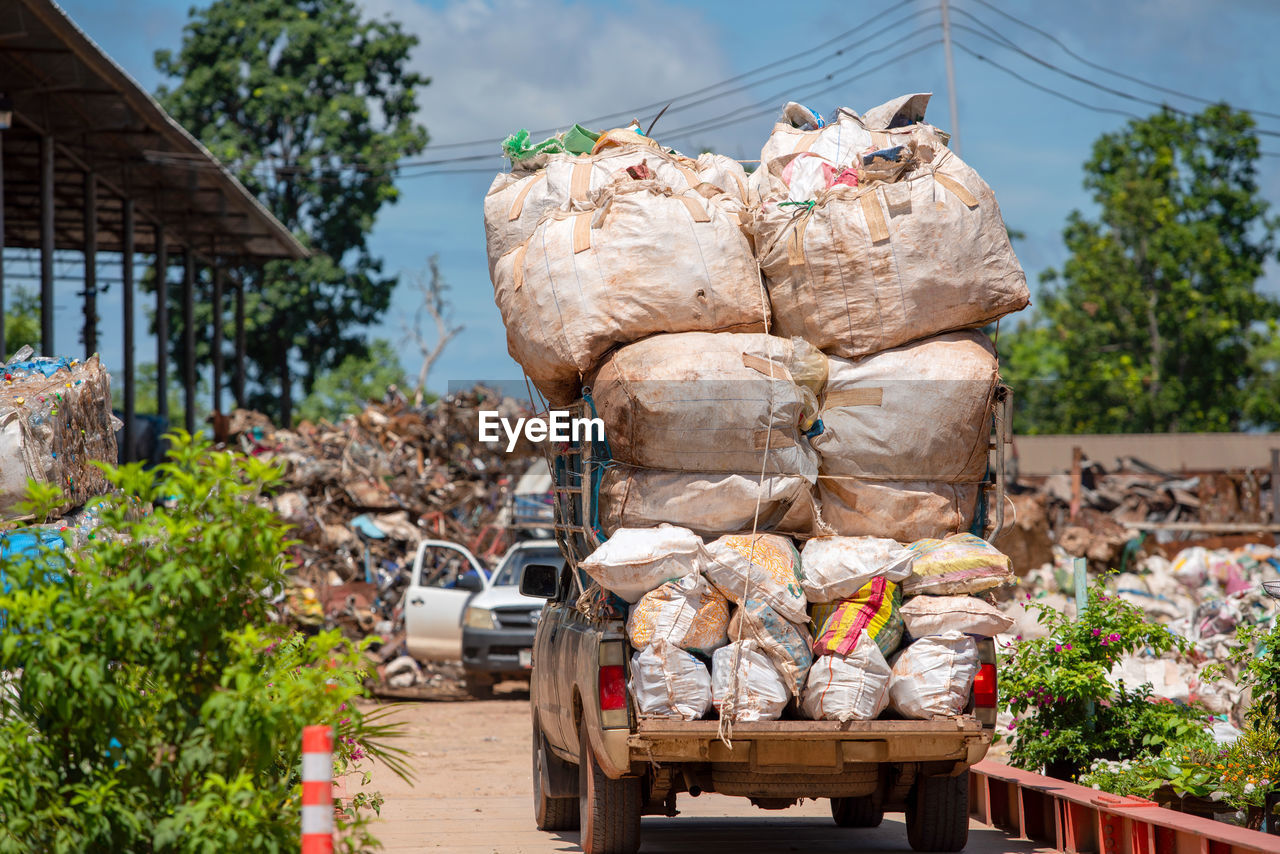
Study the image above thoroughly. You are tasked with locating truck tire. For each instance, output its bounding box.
[906,772,969,852]
[578,721,641,854]
[532,725,578,831]
[831,795,884,828]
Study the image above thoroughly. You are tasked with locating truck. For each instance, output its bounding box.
[519,393,1012,854]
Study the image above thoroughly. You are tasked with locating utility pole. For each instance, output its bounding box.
[941,0,962,156]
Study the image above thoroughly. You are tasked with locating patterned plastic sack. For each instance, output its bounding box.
[729,598,813,698]
[801,630,891,722]
[899,594,1014,639]
[800,536,916,603]
[705,533,807,623]
[629,639,713,720]
[888,632,978,719]
[627,573,730,657]
[903,533,1014,596]
[711,640,790,722]
[811,577,904,659]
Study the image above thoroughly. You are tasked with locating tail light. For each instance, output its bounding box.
[973,662,998,708]
[598,664,627,711]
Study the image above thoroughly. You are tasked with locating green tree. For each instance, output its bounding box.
[1002,105,1279,434]
[0,434,407,852]
[2,286,41,359]
[297,338,406,422]
[154,0,429,424]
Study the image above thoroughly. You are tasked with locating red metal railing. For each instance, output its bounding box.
[969,760,1280,854]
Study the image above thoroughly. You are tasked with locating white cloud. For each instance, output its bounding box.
[360,0,739,150]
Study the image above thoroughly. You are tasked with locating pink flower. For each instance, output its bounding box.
[1065,644,1073,650]
[1042,730,1050,736]
[1092,628,1101,637]
[1055,644,1062,652]
[1109,633,1121,642]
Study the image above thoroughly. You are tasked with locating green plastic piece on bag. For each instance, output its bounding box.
[562,124,600,155]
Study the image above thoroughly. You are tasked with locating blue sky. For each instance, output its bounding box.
[37,0,1280,405]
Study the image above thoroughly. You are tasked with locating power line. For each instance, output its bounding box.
[948,7,1280,137]
[960,0,1280,122]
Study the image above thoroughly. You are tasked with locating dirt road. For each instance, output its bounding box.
[358,690,1054,854]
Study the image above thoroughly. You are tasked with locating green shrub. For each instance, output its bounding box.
[0,432,406,853]
[1000,576,1210,777]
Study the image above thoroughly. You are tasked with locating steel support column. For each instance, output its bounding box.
[121,198,135,463]
[83,172,97,356]
[155,227,168,421]
[211,261,223,413]
[182,250,195,433]
[40,133,53,355]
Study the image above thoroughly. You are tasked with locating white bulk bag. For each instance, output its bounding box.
[491,182,766,405]
[590,332,823,481]
[800,536,916,603]
[711,640,790,722]
[813,332,999,484]
[818,478,979,542]
[900,595,1014,638]
[888,632,978,719]
[485,146,749,267]
[578,524,709,603]
[801,631,892,722]
[629,639,713,720]
[599,467,817,540]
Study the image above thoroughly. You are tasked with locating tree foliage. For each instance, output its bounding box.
[1002,105,1279,433]
[297,338,406,423]
[0,434,406,852]
[154,0,429,423]
[2,286,41,360]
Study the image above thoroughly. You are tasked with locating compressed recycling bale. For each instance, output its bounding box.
[801,630,891,722]
[0,354,118,521]
[578,524,709,603]
[728,599,813,698]
[900,595,1015,639]
[711,640,789,722]
[800,536,916,603]
[485,145,748,267]
[629,639,713,720]
[599,466,817,540]
[751,98,1027,359]
[627,573,730,657]
[491,181,767,405]
[817,477,978,543]
[813,332,999,484]
[888,632,978,719]
[704,533,807,624]
[811,577,904,659]
[590,332,824,480]
[903,533,1014,596]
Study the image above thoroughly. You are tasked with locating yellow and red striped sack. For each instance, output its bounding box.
[810,577,903,659]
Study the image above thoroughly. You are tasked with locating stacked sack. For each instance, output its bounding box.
[485,123,828,537]
[749,94,1028,540]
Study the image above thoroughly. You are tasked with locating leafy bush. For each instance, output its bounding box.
[1000,577,1210,776]
[0,433,406,853]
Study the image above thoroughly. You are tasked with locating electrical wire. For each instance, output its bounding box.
[960,0,1280,122]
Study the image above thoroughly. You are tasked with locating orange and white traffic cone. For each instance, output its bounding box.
[301,725,333,854]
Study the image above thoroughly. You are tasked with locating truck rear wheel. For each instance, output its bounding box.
[906,772,969,852]
[532,724,578,831]
[831,795,883,828]
[578,721,641,854]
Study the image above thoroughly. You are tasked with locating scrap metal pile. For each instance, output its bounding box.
[220,389,539,644]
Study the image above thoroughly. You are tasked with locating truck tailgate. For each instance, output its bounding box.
[629,718,990,768]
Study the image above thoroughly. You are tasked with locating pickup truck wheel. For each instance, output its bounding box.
[906,772,969,852]
[578,721,640,854]
[533,726,579,831]
[831,795,883,828]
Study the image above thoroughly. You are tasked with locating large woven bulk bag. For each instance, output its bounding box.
[813,332,999,483]
[810,577,904,659]
[801,630,892,722]
[590,332,822,480]
[754,145,1028,358]
[711,640,790,722]
[704,533,807,623]
[888,632,978,719]
[630,639,713,720]
[485,146,749,268]
[818,478,979,542]
[799,536,916,603]
[599,467,817,539]
[492,182,766,404]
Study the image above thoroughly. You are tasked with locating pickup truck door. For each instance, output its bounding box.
[403,540,489,662]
